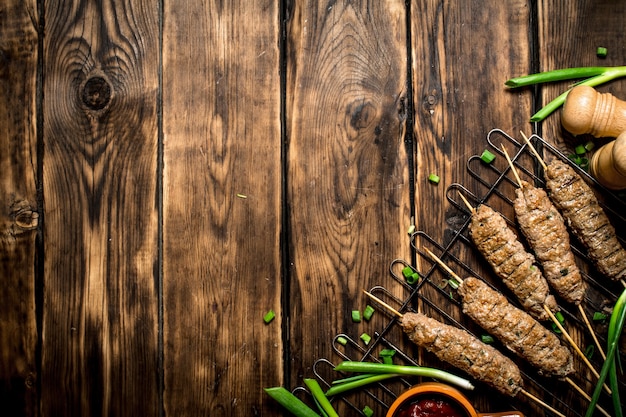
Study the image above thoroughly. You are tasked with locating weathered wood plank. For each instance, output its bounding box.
[539,0,626,150]
[410,0,534,414]
[537,1,626,414]
[285,1,410,411]
[412,0,533,238]
[162,1,282,415]
[40,1,160,415]
[0,2,39,416]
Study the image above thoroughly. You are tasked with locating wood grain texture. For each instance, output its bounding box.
[535,1,626,414]
[410,0,536,414]
[285,0,411,400]
[162,1,282,415]
[41,1,160,416]
[538,0,626,150]
[0,1,39,416]
[412,0,533,242]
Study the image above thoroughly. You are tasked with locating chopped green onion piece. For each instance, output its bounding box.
[363,305,375,321]
[597,47,608,58]
[363,405,374,417]
[333,361,475,391]
[584,344,595,359]
[569,154,582,164]
[379,348,396,357]
[579,157,589,171]
[575,144,587,155]
[593,312,608,322]
[584,140,595,151]
[263,310,276,324]
[351,310,361,323]
[336,336,348,346]
[402,265,414,278]
[447,279,459,290]
[505,66,609,87]
[480,149,496,164]
[264,387,321,417]
[551,311,565,334]
[304,379,339,417]
[360,333,372,345]
[407,224,416,235]
[428,173,440,184]
[380,348,396,364]
[481,334,495,344]
[406,272,420,285]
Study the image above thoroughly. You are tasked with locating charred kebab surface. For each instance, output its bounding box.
[545,159,626,282]
[468,203,559,321]
[399,312,524,397]
[513,179,586,305]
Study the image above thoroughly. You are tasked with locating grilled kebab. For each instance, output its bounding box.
[458,276,574,377]
[544,159,626,281]
[513,179,586,305]
[399,312,524,396]
[469,203,559,321]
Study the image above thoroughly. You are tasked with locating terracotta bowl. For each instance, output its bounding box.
[386,382,524,417]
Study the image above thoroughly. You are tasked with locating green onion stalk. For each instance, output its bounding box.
[505,65,626,122]
[585,287,626,417]
[328,361,474,397]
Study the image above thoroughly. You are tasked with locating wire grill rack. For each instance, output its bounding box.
[300,129,626,417]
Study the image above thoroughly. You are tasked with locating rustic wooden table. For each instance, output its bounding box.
[2,1,626,416]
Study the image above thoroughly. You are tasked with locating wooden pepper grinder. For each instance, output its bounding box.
[562,85,626,189]
[562,85,626,137]
[588,131,626,189]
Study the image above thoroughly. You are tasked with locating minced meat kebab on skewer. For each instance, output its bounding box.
[363,291,568,417]
[459,193,607,383]
[423,250,612,413]
[501,146,585,305]
[501,145,606,360]
[521,132,626,284]
[459,192,558,321]
[423,248,573,378]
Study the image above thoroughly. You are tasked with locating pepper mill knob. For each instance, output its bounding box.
[562,85,626,138]
[590,131,626,190]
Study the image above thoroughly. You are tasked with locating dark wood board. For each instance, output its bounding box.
[538,1,626,149]
[0,1,39,416]
[285,0,412,412]
[40,1,160,415]
[162,1,283,415]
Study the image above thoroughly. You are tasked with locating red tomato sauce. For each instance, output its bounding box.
[394,394,469,417]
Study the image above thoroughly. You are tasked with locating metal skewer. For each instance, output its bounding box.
[520,130,626,291]
[424,249,612,415]
[501,143,608,364]
[363,290,568,417]
[457,187,610,394]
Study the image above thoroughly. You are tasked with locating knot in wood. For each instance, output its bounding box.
[81,76,112,110]
[14,208,39,230]
[349,100,376,131]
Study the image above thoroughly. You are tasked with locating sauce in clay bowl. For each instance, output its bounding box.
[386,382,524,417]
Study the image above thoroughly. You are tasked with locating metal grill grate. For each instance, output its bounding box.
[303,129,626,417]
